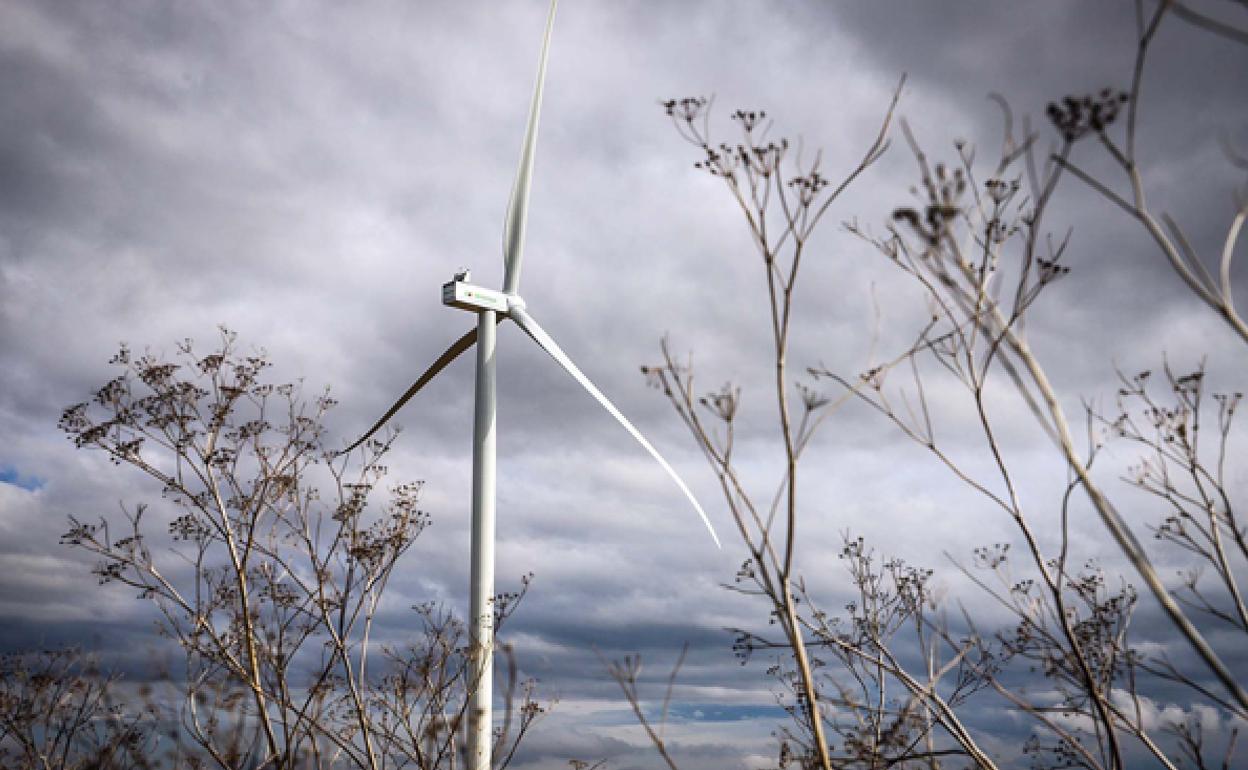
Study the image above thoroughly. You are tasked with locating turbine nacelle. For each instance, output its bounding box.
[442,278,511,314]
[442,274,531,316]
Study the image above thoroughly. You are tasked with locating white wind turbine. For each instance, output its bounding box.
[344,2,720,767]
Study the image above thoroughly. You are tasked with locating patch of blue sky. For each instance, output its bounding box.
[663,703,787,722]
[0,465,44,491]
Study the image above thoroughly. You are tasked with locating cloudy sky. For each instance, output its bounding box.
[2,1,1247,767]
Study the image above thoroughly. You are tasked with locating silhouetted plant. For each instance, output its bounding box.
[0,648,156,770]
[643,85,1005,770]
[633,3,1248,769]
[55,327,542,769]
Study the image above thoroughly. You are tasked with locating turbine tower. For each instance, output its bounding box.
[345,2,720,767]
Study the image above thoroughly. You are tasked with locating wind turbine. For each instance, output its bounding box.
[344,2,720,768]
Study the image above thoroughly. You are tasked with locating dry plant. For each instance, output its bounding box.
[1106,363,1248,646]
[827,88,1244,765]
[1055,1,1248,346]
[599,644,689,770]
[621,84,1008,770]
[614,3,1248,769]
[816,3,1248,767]
[52,327,543,769]
[0,648,156,770]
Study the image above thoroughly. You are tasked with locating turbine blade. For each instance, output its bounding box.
[510,308,721,548]
[342,327,479,454]
[501,0,558,296]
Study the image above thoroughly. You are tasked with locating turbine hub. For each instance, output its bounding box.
[505,293,526,312]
